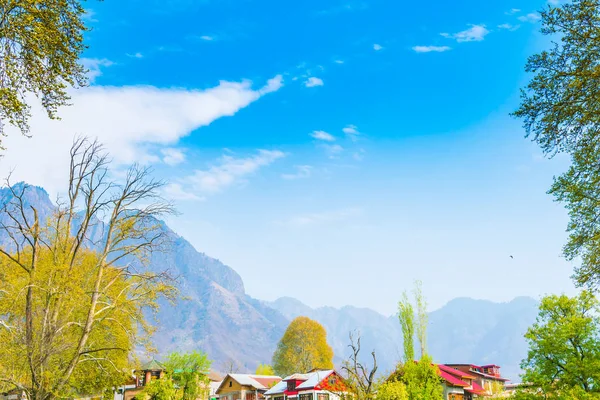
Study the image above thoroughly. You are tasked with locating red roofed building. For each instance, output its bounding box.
[437,364,509,399]
[263,370,348,400]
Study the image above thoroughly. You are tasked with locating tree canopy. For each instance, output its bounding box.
[164,351,212,400]
[512,0,600,288]
[0,0,92,146]
[516,291,600,398]
[0,138,176,400]
[255,364,275,376]
[272,316,334,377]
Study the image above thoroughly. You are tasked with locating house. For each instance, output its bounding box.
[264,370,348,400]
[208,371,224,400]
[115,359,167,400]
[444,364,509,396]
[437,364,509,399]
[215,374,282,400]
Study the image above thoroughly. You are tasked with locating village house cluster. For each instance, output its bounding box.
[88,361,513,400]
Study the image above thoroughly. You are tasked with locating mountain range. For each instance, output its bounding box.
[0,184,539,382]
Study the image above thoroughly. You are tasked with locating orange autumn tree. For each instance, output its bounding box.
[272,316,334,377]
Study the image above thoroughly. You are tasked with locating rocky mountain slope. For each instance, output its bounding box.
[0,183,538,380]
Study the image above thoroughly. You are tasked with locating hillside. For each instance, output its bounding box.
[0,183,538,380]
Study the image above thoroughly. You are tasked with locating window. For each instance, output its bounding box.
[317,394,329,400]
[299,394,312,400]
[287,382,296,391]
[274,397,284,400]
[229,381,233,388]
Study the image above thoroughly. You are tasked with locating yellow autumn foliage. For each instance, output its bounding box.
[272,316,334,377]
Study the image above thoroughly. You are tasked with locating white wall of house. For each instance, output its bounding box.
[266,389,345,400]
[442,383,465,400]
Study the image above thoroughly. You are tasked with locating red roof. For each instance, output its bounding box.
[438,370,469,387]
[438,364,477,380]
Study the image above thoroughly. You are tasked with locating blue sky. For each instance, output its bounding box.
[0,0,576,315]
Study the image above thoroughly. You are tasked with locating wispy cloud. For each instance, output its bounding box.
[518,13,541,23]
[127,52,144,59]
[80,58,114,82]
[353,148,366,161]
[82,9,98,22]
[373,44,383,51]
[199,35,215,41]
[164,183,204,201]
[161,148,186,166]
[322,143,344,158]
[282,165,312,180]
[342,124,360,140]
[280,207,362,227]
[311,130,336,142]
[412,45,452,53]
[305,77,324,87]
[316,1,368,15]
[505,8,521,15]
[441,25,489,42]
[334,59,345,64]
[186,150,286,194]
[498,23,520,31]
[1,75,284,196]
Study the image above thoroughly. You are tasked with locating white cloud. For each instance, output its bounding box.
[161,148,186,166]
[373,44,383,51]
[280,207,362,227]
[186,150,286,194]
[498,23,520,31]
[200,35,214,41]
[305,77,324,87]
[127,52,144,59]
[412,45,452,53]
[0,75,284,197]
[80,58,114,82]
[322,143,344,158]
[311,130,336,142]
[164,183,204,201]
[505,8,521,15]
[342,124,360,140]
[282,165,312,180]
[334,59,344,64]
[83,9,98,22]
[518,13,541,23]
[441,25,489,42]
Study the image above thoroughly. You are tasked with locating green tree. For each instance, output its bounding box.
[376,381,408,400]
[272,316,334,377]
[387,355,443,400]
[393,283,442,400]
[398,292,415,363]
[0,138,176,400]
[516,291,600,398]
[0,0,93,144]
[164,351,212,400]
[512,0,600,288]
[255,364,275,376]
[142,377,177,400]
[413,281,428,360]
